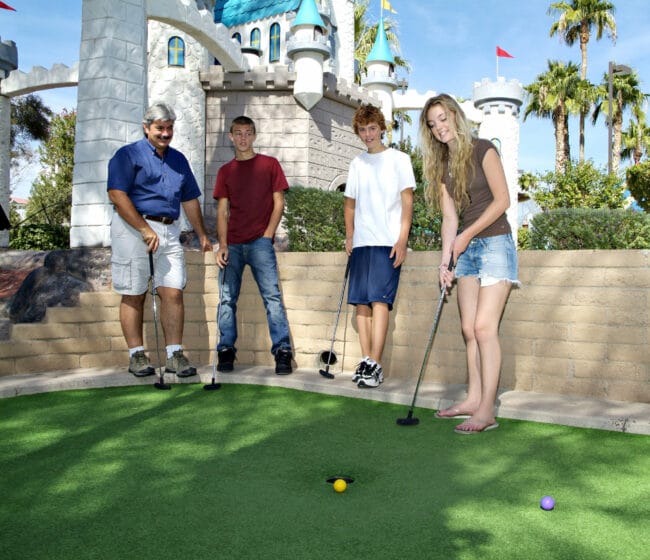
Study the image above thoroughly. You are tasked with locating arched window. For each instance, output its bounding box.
[168,36,185,67]
[269,22,281,62]
[232,32,241,44]
[250,28,261,50]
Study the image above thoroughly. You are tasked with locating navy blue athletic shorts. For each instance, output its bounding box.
[347,246,401,311]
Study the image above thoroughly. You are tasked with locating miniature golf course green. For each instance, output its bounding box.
[1,384,648,559]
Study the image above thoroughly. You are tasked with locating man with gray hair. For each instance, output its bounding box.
[108,102,212,377]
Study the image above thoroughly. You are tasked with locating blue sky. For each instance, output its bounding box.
[382,0,650,176]
[4,0,650,197]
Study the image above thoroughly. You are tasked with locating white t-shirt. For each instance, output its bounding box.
[345,147,416,248]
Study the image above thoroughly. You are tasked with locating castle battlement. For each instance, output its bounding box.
[473,77,524,117]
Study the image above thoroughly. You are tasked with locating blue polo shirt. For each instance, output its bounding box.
[107,137,201,219]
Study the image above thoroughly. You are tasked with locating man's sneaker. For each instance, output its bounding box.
[275,348,293,375]
[352,359,370,383]
[358,363,384,388]
[128,350,155,377]
[217,347,236,372]
[165,350,197,378]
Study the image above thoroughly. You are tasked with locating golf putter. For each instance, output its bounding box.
[319,257,351,379]
[397,257,454,426]
[204,265,225,391]
[149,252,171,390]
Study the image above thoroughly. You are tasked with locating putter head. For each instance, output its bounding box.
[396,415,420,426]
[319,368,335,379]
[154,382,171,390]
[320,351,337,365]
[204,360,222,390]
[203,382,222,391]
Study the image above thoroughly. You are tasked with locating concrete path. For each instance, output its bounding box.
[1,365,648,435]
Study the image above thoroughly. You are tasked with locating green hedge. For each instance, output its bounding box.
[284,186,441,252]
[517,226,531,250]
[409,188,442,250]
[9,224,70,250]
[529,208,650,249]
[284,187,346,251]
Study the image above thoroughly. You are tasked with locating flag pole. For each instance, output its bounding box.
[380,0,384,19]
[496,51,499,80]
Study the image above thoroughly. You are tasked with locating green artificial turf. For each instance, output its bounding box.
[1,384,648,560]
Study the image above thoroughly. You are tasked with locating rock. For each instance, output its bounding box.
[9,269,91,323]
[0,268,32,299]
[6,248,112,324]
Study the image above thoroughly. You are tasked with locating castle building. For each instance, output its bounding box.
[473,77,525,242]
[0,0,523,247]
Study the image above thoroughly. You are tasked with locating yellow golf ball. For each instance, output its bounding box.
[333,479,347,493]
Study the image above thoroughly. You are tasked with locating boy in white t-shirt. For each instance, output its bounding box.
[344,104,416,388]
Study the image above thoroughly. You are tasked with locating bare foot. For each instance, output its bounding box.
[434,400,479,419]
[453,416,499,435]
[435,406,474,419]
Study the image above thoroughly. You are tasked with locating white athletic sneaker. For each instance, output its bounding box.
[358,363,384,388]
[352,358,370,383]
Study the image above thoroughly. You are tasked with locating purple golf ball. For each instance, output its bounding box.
[540,496,555,510]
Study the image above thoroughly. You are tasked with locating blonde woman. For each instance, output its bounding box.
[419,94,518,434]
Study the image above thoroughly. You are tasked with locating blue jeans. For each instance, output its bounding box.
[217,237,291,355]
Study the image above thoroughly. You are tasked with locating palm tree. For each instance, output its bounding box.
[620,104,650,165]
[570,78,598,161]
[548,0,616,161]
[524,60,581,173]
[593,70,647,174]
[353,0,410,84]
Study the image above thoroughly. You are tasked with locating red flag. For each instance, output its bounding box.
[0,2,16,11]
[496,46,514,58]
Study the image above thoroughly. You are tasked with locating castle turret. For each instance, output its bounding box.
[0,38,17,78]
[361,18,397,125]
[286,0,331,110]
[0,38,17,247]
[473,77,524,241]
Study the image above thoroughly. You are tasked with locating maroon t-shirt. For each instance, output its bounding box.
[213,154,289,244]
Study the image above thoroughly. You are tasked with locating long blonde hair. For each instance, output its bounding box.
[418,94,475,212]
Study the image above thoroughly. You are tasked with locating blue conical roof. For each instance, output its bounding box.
[293,0,325,29]
[366,18,394,64]
[214,0,301,27]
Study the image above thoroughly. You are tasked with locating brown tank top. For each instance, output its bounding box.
[445,138,511,238]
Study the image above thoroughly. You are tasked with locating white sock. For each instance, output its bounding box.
[129,346,145,357]
[166,344,182,358]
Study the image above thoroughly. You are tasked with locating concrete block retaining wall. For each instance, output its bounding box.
[0,250,648,405]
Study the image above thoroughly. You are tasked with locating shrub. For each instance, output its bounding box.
[9,224,70,250]
[284,185,442,252]
[529,208,650,249]
[535,160,625,211]
[517,226,531,250]
[626,161,650,212]
[284,187,346,251]
[409,186,442,250]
